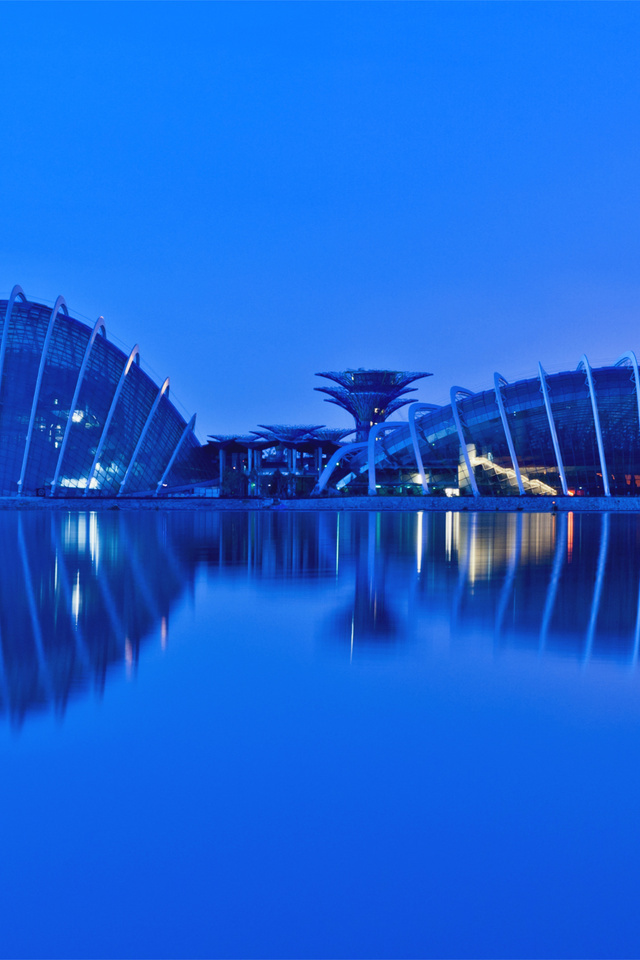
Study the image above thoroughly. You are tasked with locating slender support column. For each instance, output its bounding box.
[577,355,610,497]
[367,421,404,495]
[154,414,196,495]
[407,402,441,494]
[615,351,640,442]
[18,296,68,496]
[538,363,569,496]
[583,512,610,664]
[118,377,170,495]
[450,387,480,497]
[84,345,139,495]
[50,317,107,495]
[313,442,367,494]
[0,285,26,398]
[493,374,525,495]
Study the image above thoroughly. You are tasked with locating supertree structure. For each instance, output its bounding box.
[252,425,326,446]
[315,369,432,441]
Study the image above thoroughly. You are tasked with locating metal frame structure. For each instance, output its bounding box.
[155,413,197,496]
[314,442,368,494]
[450,387,480,497]
[537,363,569,496]
[0,285,26,394]
[18,296,68,496]
[493,373,525,496]
[118,377,170,495]
[615,350,640,429]
[577,354,610,497]
[84,345,140,496]
[407,402,441,494]
[367,421,404,495]
[50,316,107,495]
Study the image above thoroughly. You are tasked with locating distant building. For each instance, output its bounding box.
[334,355,640,497]
[315,369,432,441]
[0,287,202,496]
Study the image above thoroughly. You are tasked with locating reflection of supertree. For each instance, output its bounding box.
[326,513,411,651]
[0,512,191,725]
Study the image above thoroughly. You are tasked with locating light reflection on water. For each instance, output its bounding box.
[4,509,640,959]
[4,509,640,723]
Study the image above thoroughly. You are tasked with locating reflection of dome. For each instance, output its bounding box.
[0,512,190,724]
[0,288,201,496]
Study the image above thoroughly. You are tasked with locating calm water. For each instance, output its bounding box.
[1,509,640,959]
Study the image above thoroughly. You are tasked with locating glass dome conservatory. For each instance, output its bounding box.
[0,286,200,497]
[336,353,640,497]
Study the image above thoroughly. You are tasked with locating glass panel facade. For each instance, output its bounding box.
[0,299,201,496]
[502,377,563,494]
[457,390,520,494]
[0,302,52,495]
[22,315,91,495]
[57,335,128,491]
[123,393,187,494]
[164,432,209,490]
[593,366,639,496]
[359,365,640,497]
[547,370,603,495]
[92,365,158,495]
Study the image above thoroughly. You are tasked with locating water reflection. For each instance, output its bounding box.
[172,509,640,664]
[1,512,188,723]
[4,509,640,723]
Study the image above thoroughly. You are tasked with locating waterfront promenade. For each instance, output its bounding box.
[3,495,640,512]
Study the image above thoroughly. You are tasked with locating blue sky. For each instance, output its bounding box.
[1,2,640,437]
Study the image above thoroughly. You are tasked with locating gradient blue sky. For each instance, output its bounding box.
[2,2,639,438]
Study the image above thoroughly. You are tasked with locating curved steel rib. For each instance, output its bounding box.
[538,363,569,496]
[615,350,640,438]
[154,414,197,495]
[313,442,368,494]
[367,421,405,495]
[0,285,26,401]
[118,378,170,495]
[493,373,525,495]
[84,345,140,495]
[450,387,479,496]
[50,317,107,495]
[577,354,610,497]
[407,402,441,494]
[18,296,68,496]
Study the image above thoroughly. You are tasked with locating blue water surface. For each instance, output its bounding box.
[0,509,639,959]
